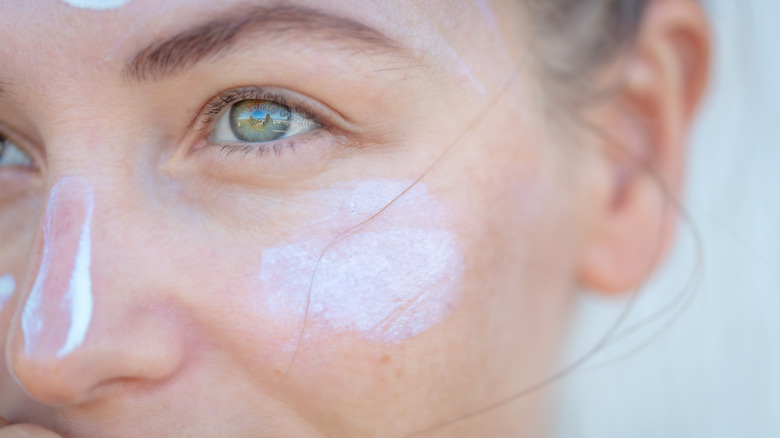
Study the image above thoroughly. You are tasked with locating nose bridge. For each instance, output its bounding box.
[21,176,94,360]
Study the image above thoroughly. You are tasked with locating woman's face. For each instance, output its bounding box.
[0,0,600,436]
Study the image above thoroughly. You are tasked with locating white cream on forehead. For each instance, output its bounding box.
[0,274,14,307]
[59,0,131,10]
[259,179,464,344]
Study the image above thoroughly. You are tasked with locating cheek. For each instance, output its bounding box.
[215,179,465,348]
[261,226,463,344]
[0,185,43,316]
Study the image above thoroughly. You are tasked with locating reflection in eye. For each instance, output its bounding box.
[0,136,32,168]
[211,99,318,143]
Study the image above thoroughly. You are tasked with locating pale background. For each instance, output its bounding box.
[556,0,780,436]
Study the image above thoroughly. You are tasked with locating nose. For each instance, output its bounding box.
[5,177,185,406]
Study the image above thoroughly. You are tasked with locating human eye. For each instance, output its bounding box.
[0,133,34,169]
[185,86,356,183]
[201,87,321,155]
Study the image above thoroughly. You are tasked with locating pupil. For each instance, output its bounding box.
[229,100,292,142]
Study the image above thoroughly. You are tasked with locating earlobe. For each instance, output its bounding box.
[577,0,710,294]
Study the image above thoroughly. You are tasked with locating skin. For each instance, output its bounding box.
[0,0,710,437]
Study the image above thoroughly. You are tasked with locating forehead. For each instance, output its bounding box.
[0,0,505,77]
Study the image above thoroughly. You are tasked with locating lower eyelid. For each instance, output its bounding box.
[214,140,300,158]
[208,120,324,153]
[190,133,340,185]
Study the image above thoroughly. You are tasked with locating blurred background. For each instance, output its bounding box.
[556,0,780,436]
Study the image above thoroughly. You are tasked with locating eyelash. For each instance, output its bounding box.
[198,87,323,157]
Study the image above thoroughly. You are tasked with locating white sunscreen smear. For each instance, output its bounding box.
[22,177,94,358]
[59,0,131,10]
[0,274,14,307]
[260,180,464,344]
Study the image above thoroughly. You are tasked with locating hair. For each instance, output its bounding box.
[524,0,651,105]
[404,2,705,435]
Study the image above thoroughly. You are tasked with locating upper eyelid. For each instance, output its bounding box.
[198,87,322,128]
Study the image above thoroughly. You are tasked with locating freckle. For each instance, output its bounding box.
[395,369,404,379]
[274,369,282,377]
[380,354,391,364]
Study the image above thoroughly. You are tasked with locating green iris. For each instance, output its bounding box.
[229,100,294,142]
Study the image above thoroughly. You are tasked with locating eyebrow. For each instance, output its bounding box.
[123,4,406,82]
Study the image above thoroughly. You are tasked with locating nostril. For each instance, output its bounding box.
[6,314,187,407]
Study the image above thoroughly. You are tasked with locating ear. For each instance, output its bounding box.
[577,0,710,294]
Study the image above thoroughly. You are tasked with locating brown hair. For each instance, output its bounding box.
[524,0,651,104]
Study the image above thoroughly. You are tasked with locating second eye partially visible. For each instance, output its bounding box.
[0,134,33,169]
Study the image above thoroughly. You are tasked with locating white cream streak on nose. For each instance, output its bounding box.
[58,198,94,357]
[21,178,95,359]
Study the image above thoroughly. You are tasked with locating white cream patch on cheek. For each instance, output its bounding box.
[259,180,464,344]
[455,59,487,95]
[263,229,463,343]
[21,177,94,358]
[59,0,131,10]
[0,275,15,308]
[472,0,503,42]
[437,0,514,92]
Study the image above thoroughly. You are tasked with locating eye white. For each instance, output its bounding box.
[0,138,32,168]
